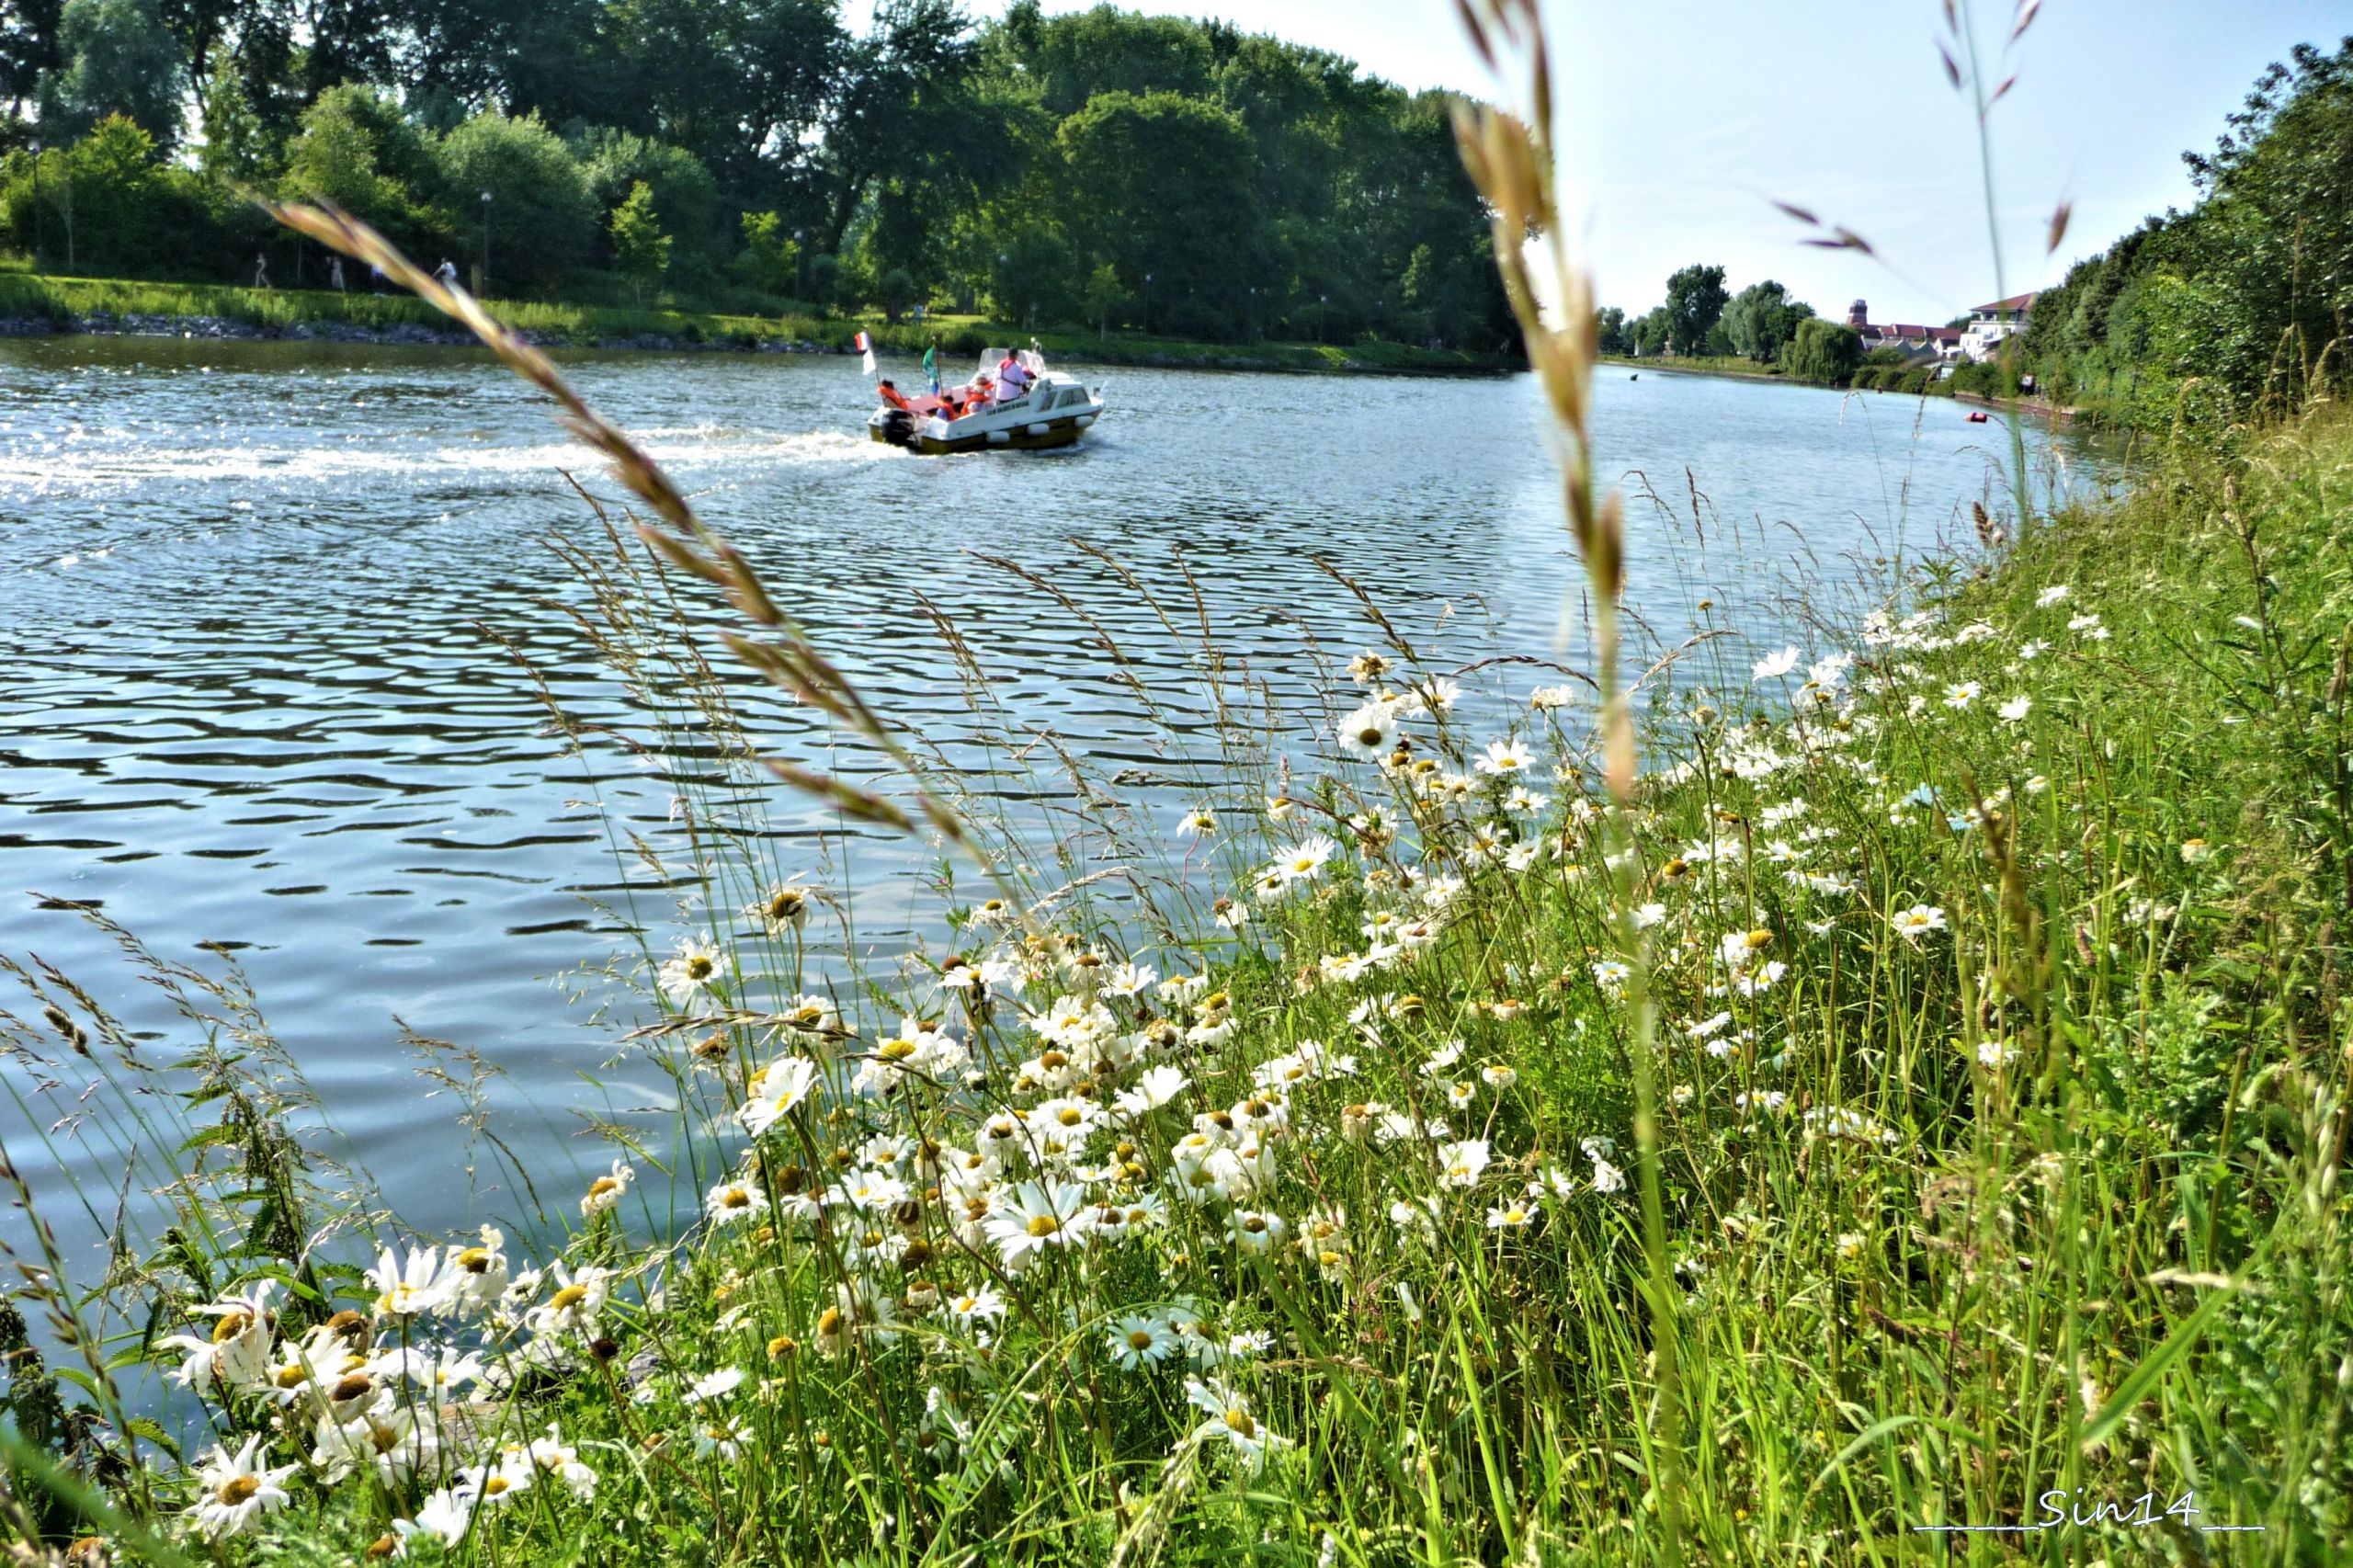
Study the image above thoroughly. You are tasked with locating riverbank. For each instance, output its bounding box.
[1605,350,2083,422]
[4,250,2344,1563]
[0,271,1515,375]
[1601,351,1783,382]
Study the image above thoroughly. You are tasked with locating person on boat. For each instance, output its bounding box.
[877,380,912,410]
[997,352,1031,401]
[969,373,997,412]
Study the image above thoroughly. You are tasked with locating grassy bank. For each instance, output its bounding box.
[1601,351,1786,382]
[0,270,1512,374]
[3,219,2348,1567]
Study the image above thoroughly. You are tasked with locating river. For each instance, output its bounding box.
[0,336,2096,1234]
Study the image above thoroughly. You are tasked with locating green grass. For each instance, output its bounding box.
[1602,351,1788,381]
[3,282,2348,1565]
[0,270,1510,374]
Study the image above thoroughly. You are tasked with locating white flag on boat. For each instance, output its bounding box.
[855,331,875,376]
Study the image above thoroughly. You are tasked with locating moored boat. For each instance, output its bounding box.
[868,347,1105,455]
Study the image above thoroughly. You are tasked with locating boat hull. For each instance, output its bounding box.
[869,413,1095,455]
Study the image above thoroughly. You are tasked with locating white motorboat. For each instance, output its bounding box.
[868,347,1104,455]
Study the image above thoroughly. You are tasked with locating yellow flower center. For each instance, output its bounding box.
[1027,1214,1062,1238]
[550,1284,590,1311]
[687,956,715,980]
[1128,1330,1154,1351]
[217,1476,261,1506]
[211,1311,253,1344]
[722,1187,752,1209]
[1224,1409,1256,1437]
[879,1038,917,1062]
[586,1176,620,1200]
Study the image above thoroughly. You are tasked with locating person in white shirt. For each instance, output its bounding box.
[996,355,1030,400]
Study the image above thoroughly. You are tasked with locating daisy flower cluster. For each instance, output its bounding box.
[153,1230,609,1552]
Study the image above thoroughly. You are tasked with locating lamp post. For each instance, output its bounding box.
[1142,271,1152,335]
[27,140,40,272]
[1318,291,1327,344]
[792,229,805,303]
[478,189,492,295]
[1247,285,1257,341]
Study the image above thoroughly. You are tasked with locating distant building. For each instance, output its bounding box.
[1962,292,2037,361]
[1846,301,1963,362]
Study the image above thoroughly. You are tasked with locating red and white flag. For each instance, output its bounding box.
[854,331,875,376]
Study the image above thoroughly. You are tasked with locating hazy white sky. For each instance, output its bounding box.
[923,0,2350,324]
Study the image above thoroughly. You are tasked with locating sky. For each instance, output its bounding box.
[913,0,2351,325]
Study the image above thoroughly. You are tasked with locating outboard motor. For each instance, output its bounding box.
[881,408,916,448]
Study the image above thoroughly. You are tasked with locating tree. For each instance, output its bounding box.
[436,109,597,292]
[196,63,266,184]
[1783,317,1862,384]
[1721,279,1813,363]
[879,264,916,322]
[610,179,670,302]
[804,250,837,309]
[1593,305,1630,356]
[1082,262,1123,336]
[1661,263,1729,357]
[282,85,449,259]
[36,0,184,151]
[576,129,718,281]
[1631,306,1670,357]
[734,210,801,296]
[1055,90,1260,338]
[992,0,1215,118]
[990,227,1077,328]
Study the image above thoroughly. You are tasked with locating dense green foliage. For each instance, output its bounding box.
[1720,278,1814,364]
[2018,36,2353,425]
[1781,314,1861,385]
[0,0,1513,345]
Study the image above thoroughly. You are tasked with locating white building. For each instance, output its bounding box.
[1962,292,2037,361]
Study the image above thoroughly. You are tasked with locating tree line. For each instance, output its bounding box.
[1592,265,1877,387]
[2016,36,2351,425]
[0,0,1515,347]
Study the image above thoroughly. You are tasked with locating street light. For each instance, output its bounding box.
[27,140,40,272]
[1142,271,1152,335]
[792,229,805,303]
[1318,291,1327,344]
[479,189,492,295]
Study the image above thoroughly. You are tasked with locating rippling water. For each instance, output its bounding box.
[0,335,2089,1227]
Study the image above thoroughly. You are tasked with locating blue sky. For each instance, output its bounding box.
[917,0,2350,325]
